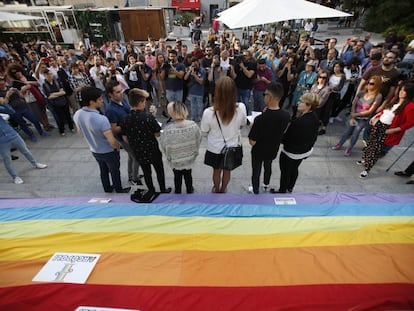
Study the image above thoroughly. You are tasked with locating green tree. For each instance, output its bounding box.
[74,10,111,46]
[343,0,414,37]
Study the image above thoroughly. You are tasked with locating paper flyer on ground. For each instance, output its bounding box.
[33,252,101,284]
[75,307,140,311]
[274,197,297,205]
[88,198,112,203]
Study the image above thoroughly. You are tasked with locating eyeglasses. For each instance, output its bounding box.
[318,76,328,79]
[368,82,375,85]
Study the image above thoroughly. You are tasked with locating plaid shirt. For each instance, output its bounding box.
[69,73,91,103]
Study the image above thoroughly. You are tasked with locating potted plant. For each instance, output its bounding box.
[172,12,195,38]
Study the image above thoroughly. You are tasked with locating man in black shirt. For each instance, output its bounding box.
[248,82,290,194]
[121,88,171,194]
[230,49,256,115]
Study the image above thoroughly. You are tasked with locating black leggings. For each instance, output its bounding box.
[320,92,340,126]
[251,155,272,194]
[140,152,167,192]
[279,152,303,193]
[173,169,193,193]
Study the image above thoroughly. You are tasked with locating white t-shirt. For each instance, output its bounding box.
[200,103,247,154]
[379,104,399,125]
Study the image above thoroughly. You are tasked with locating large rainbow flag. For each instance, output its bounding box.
[1,192,414,310]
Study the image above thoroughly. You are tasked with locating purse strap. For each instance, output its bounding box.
[215,111,227,146]
[215,110,242,146]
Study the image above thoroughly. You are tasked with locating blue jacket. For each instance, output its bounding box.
[0,104,19,144]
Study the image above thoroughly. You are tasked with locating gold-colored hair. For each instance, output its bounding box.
[128,88,149,107]
[213,76,237,124]
[167,101,188,120]
[300,92,320,111]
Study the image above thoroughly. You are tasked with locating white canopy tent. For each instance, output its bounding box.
[0,11,43,22]
[217,0,351,29]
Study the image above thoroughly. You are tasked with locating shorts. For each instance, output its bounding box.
[204,150,223,169]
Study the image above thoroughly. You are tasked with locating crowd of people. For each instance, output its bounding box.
[1,20,414,190]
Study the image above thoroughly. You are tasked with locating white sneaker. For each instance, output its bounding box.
[14,176,24,184]
[356,160,365,166]
[359,170,368,178]
[263,184,269,192]
[335,116,343,122]
[329,117,334,124]
[35,163,47,169]
[247,185,254,194]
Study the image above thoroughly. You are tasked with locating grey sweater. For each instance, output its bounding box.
[160,120,202,170]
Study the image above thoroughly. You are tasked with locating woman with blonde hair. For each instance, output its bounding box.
[271,92,320,193]
[200,76,247,193]
[160,101,201,193]
[332,75,382,156]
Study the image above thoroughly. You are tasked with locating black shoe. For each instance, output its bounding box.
[269,188,286,194]
[116,187,131,193]
[161,187,172,193]
[11,155,19,161]
[104,186,113,193]
[11,148,17,152]
[406,180,414,184]
[318,129,326,135]
[395,171,411,177]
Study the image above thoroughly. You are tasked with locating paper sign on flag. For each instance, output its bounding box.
[88,198,112,203]
[33,252,101,284]
[75,307,140,311]
[274,197,297,205]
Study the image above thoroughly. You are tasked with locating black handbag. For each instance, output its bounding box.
[215,111,243,170]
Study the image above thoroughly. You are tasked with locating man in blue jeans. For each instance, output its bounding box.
[0,103,48,184]
[230,49,256,115]
[73,86,130,193]
[161,50,186,103]
[184,57,206,122]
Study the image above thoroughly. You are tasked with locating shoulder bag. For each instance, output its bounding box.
[215,111,243,170]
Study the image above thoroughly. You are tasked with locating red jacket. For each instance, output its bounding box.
[385,102,414,146]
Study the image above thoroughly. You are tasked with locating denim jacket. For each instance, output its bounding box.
[0,104,19,144]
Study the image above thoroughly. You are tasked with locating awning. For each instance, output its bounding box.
[217,0,351,29]
[0,11,43,22]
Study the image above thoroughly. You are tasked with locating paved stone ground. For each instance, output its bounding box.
[1,23,413,198]
[1,107,413,199]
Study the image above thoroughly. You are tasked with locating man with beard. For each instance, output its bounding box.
[160,50,185,103]
[355,51,400,143]
[356,51,400,112]
[230,49,256,115]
